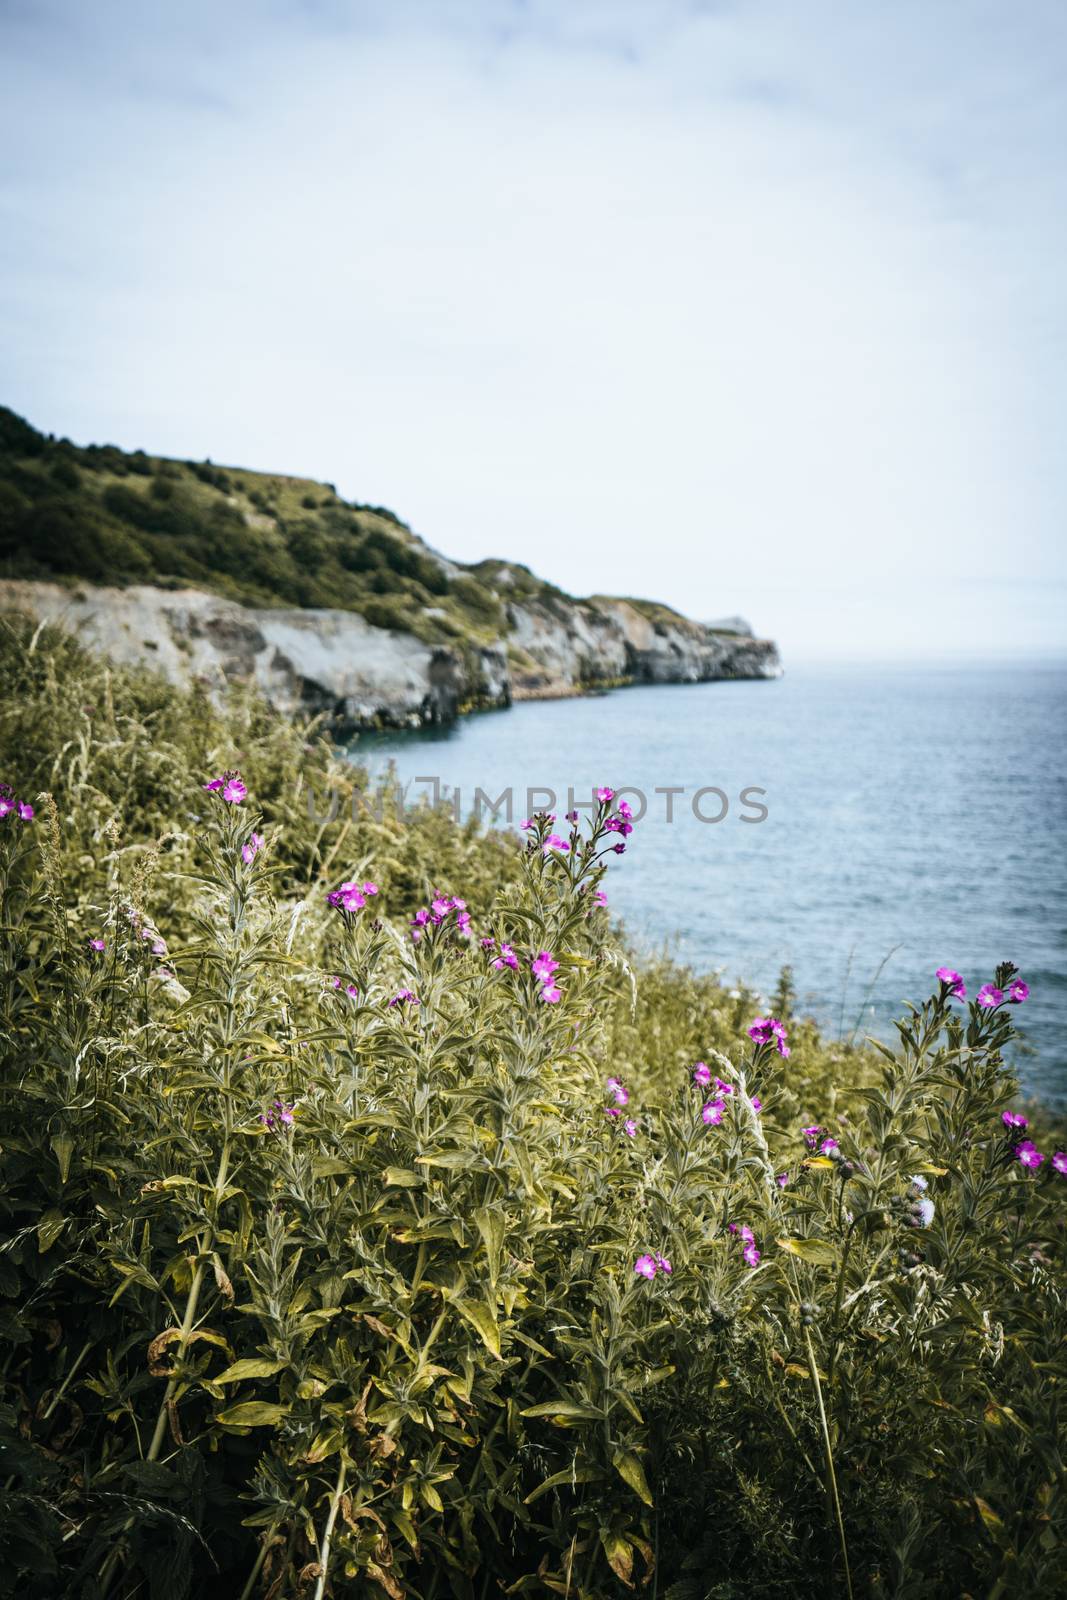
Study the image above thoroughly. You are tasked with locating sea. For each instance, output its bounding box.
[352,662,1067,1105]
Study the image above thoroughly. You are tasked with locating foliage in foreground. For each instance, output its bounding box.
[0,619,1064,1600]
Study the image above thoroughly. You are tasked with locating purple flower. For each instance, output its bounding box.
[222,777,247,805]
[693,1062,712,1087]
[612,842,626,855]
[776,1171,789,1189]
[202,778,224,792]
[713,1076,734,1097]
[623,1119,637,1138]
[89,937,106,952]
[935,967,967,999]
[531,951,559,983]
[480,935,496,948]
[742,1243,760,1268]
[543,834,570,854]
[748,1016,790,1057]
[328,975,342,989]
[260,1099,295,1132]
[329,878,378,914]
[16,801,33,821]
[1008,980,1030,1004]
[345,983,359,1000]
[1052,1152,1067,1177]
[606,1077,629,1107]
[702,1100,724,1126]
[539,983,562,1004]
[634,1254,658,1280]
[751,1096,763,1114]
[0,796,13,820]
[241,832,263,865]
[819,1136,840,1156]
[617,800,633,821]
[604,1106,621,1120]
[1015,1141,1044,1170]
[1002,1110,1029,1131]
[594,889,608,908]
[977,983,1004,1009]
[802,1124,823,1149]
[389,989,420,1008]
[596,787,614,803]
[493,943,519,971]
[655,1253,672,1275]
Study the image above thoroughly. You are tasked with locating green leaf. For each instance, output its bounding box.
[455,1298,501,1359]
[214,1358,287,1384]
[216,1401,291,1428]
[613,1450,654,1506]
[37,1210,67,1253]
[521,1400,603,1424]
[776,1237,838,1265]
[382,1167,422,1187]
[50,1132,74,1185]
[599,1529,634,1588]
[524,1465,599,1503]
[473,1205,505,1287]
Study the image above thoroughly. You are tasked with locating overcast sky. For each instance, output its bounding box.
[2,0,1065,660]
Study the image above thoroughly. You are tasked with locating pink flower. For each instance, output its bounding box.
[596,787,614,803]
[714,1076,734,1097]
[742,1243,760,1268]
[693,1062,712,1087]
[389,989,420,1007]
[328,975,342,989]
[594,890,608,908]
[606,1077,629,1107]
[1052,1152,1067,1177]
[222,777,247,805]
[480,936,496,948]
[977,983,1004,1009]
[1015,1141,1044,1170]
[612,843,626,855]
[751,1096,763,1114]
[623,1119,637,1138]
[748,1016,789,1057]
[16,802,33,821]
[493,943,519,971]
[655,1254,672,1275]
[1008,980,1030,1004]
[1002,1110,1029,1130]
[543,834,570,854]
[345,984,359,1000]
[935,967,967,999]
[617,800,633,821]
[241,832,263,865]
[605,1106,621,1120]
[776,1172,789,1188]
[89,937,106,952]
[531,951,559,982]
[802,1125,823,1149]
[634,1254,658,1280]
[539,984,562,1003]
[819,1136,840,1156]
[260,1099,295,1132]
[739,1225,755,1244]
[202,778,224,792]
[702,1100,724,1126]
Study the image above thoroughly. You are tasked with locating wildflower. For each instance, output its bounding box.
[623,1119,637,1138]
[1008,979,1030,1004]
[976,983,1004,1009]
[655,1254,672,1274]
[531,951,559,983]
[493,943,519,971]
[739,1224,755,1244]
[594,889,608,908]
[915,1198,936,1227]
[634,1254,658,1280]
[455,909,471,936]
[202,778,224,792]
[389,989,420,1007]
[596,786,614,803]
[328,879,378,913]
[935,966,967,999]
[617,800,633,820]
[702,1100,724,1126]
[543,833,570,853]
[612,842,626,854]
[90,937,106,952]
[1052,1152,1067,1177]
[222,776,247,804]
[480,935,496,948]
[1002,1110,1029,1130]
[241,832,263,864]
[604,1106,621,1120]
[345,984,359,1000]
[565,810,578,823]
[751,1096,763,1114]
[776,1172,789,1189]
[328,975,342,989]
[819,1136,840,1156]
[714,1076,734,1097]
[539,983,562,1003]
[693,1062,712,1087]
[742,1243,760,1268]
[802,1125,823,1149]
[17,801,33,821]
[606,1077,629,1107]
[1015,1141,1043,1170]
[748,1016,790,1057]
[260,1100,295,1132]
[909,1174,929,1191]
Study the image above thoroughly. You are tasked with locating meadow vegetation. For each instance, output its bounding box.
[0,614,1063,1599]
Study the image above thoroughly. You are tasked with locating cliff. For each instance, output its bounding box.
[0,405,780,731]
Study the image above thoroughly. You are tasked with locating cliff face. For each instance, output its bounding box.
[0,579,780,733]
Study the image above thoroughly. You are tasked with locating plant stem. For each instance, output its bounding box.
[312,1456,347,1600]
[804,1326,854,1600]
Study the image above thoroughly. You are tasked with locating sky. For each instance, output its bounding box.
[2,0,1066,662]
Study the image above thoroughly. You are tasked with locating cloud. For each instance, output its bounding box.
[1,0,1065,658]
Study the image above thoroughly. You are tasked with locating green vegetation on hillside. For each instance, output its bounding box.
[0,405,558,645]
[0,614,1063,1598]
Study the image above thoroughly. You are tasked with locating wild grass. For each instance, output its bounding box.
[0,615,1063,1600]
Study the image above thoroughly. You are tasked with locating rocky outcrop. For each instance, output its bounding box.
[0,579,780,733]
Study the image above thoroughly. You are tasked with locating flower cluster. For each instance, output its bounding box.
[531,950,561,1003]
[936,966,1029,1006]
[327,878,379,914]
[490,941,519,971]
[327,975,360,1000]
[904,1175,936,1228]
[0,783,34,822]
[260,1099,294,1132]
[748,1016,790,1058]
[241,832,263,865]
[203,772,247,804]
[411,894,470,939]
[388,989,420,1008]
[634,1251,672,1281]
[726,1222,760,1268]
[802,1124,840,1156]
[604,1077,637,1136]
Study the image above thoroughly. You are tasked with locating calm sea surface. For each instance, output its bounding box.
[353,662,1067,1104]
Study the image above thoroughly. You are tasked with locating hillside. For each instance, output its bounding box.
[0,405,780,728]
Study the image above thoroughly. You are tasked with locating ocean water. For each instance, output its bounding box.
[353,662,1067,1104]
